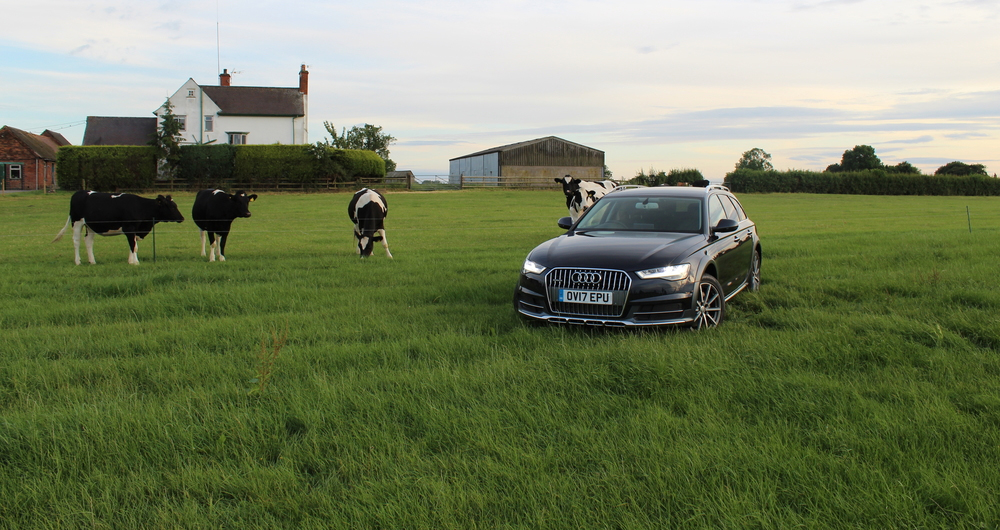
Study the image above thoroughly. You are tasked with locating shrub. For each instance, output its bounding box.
[177,144,236,189]
[56,146,158,191]
[725,169,1000,196]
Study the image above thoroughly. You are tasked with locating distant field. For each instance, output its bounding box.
[1,189,999,528]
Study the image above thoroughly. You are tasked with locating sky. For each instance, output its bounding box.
[2,0,998,181]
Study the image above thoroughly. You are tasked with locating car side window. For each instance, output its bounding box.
[708,196,726,227]
[725,195,748,221]
[718,194,738,221]
[720,195,744,221]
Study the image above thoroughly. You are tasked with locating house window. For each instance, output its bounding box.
[204,115,214,132]
[176,115,187,131]
[228,132,248,145]
[187,89,195,98]
[7,164,22,180]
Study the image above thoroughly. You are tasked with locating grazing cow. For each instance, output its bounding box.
[52,191,185,265]
[555,175,618,222]
[348,188,392,258]
[192,189,258,262]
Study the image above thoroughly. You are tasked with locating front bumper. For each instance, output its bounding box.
[514,271,697,327]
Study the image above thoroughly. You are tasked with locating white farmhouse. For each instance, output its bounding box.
[155,65,309,145]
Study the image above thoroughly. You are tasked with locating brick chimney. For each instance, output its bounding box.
[220,69,231,87]
[298,64,309,95]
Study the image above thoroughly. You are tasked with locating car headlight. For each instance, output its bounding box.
[636,263,690,280]
[522,259,546,275]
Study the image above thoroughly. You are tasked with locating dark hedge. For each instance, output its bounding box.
[725,169,1000,196]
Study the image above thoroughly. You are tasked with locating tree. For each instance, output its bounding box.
[885,161,920,174]
[603,165,613,180]
[934,161,988,176]
[735,148,774,171]
[151,99,183,179]
[839,145,882,172]
[324,121,397,172]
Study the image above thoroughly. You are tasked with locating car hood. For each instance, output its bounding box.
[529,230,707,270]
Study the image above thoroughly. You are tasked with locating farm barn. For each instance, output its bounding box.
[449,136,605,187]
[0,125,70,192]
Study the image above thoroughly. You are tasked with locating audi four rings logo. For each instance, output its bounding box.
[572,272,603,284]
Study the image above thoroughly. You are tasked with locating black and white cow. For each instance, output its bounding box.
[192,189,258,262]
[348,188,392,258]
[52,190,185,265]
[555,175,618,222]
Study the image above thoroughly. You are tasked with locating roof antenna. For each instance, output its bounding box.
[216,0,221,74]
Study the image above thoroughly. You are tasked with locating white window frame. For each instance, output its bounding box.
[204,115,214,132]
[227,132,248,145]
[7,164,22,180]
[176,115,187,131]
[187,89,196,98]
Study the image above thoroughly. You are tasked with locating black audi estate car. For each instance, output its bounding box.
[514,185,760,329]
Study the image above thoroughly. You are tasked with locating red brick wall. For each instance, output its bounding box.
[0,133,57,191]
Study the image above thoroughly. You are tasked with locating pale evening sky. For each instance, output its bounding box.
[1,0,998,180]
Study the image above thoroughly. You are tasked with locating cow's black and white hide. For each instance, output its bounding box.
[348,188,392,258]
[555,175,618,222]
[52,191,185,265]
[192,189,258,262]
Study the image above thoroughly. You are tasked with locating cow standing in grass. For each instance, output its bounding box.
[192,189,258,262]
[348,188,392,258]
[555,175,618,222]
[52,190,185,265]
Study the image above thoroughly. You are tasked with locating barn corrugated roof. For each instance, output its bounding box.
[450,136,601,161]
[0,126,65,160]
[82,117,158,146]
[201,86,305,117]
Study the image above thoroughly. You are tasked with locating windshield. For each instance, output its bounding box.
[575,196,703,233]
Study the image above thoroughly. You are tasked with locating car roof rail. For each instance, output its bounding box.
[706,184,730,192]
[607,184,646,194]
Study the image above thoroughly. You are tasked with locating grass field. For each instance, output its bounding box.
[1,189,999,529]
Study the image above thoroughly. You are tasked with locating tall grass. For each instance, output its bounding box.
[1,190,999,528]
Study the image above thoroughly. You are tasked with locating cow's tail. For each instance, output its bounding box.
[52,216,72,243]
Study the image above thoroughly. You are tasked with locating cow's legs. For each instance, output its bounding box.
[127,235,140,265]
[84,227,97,265]
[217,232,228,262]
[200,230,208,257]
[354,226,362,254]
[71,220,85,265]
[378,229,392,258]
[207,232,218,262]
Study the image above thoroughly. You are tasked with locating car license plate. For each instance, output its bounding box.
[559,289,613,305]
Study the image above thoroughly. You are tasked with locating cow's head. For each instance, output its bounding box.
[231,190,258,218]
[555,175,582,198]
[156,195,185,223]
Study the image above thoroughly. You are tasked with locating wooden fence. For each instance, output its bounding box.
[460,176,562,189]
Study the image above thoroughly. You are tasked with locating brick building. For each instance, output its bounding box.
[0,126,70,191]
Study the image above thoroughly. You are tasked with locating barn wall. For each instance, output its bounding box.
[502,165,604,182]
[449,152,500,184]
[0,133,56,191]
[501,138,604,168]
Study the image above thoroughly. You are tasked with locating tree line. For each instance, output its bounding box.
[735,146,991,177]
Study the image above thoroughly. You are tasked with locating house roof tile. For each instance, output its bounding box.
[202,86,305,117]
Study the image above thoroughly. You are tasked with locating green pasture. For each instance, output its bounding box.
[1,189,999,529]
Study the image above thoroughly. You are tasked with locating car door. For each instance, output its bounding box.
[720,194,755,292]
[707,195,742,293]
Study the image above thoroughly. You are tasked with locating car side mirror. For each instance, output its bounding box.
[713,218,739,233]
[557,216,574,230]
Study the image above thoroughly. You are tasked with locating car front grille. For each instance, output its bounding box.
[546,268,631,317]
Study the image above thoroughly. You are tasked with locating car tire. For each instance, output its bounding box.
[690,274,725,330]
[748,249,761,292]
